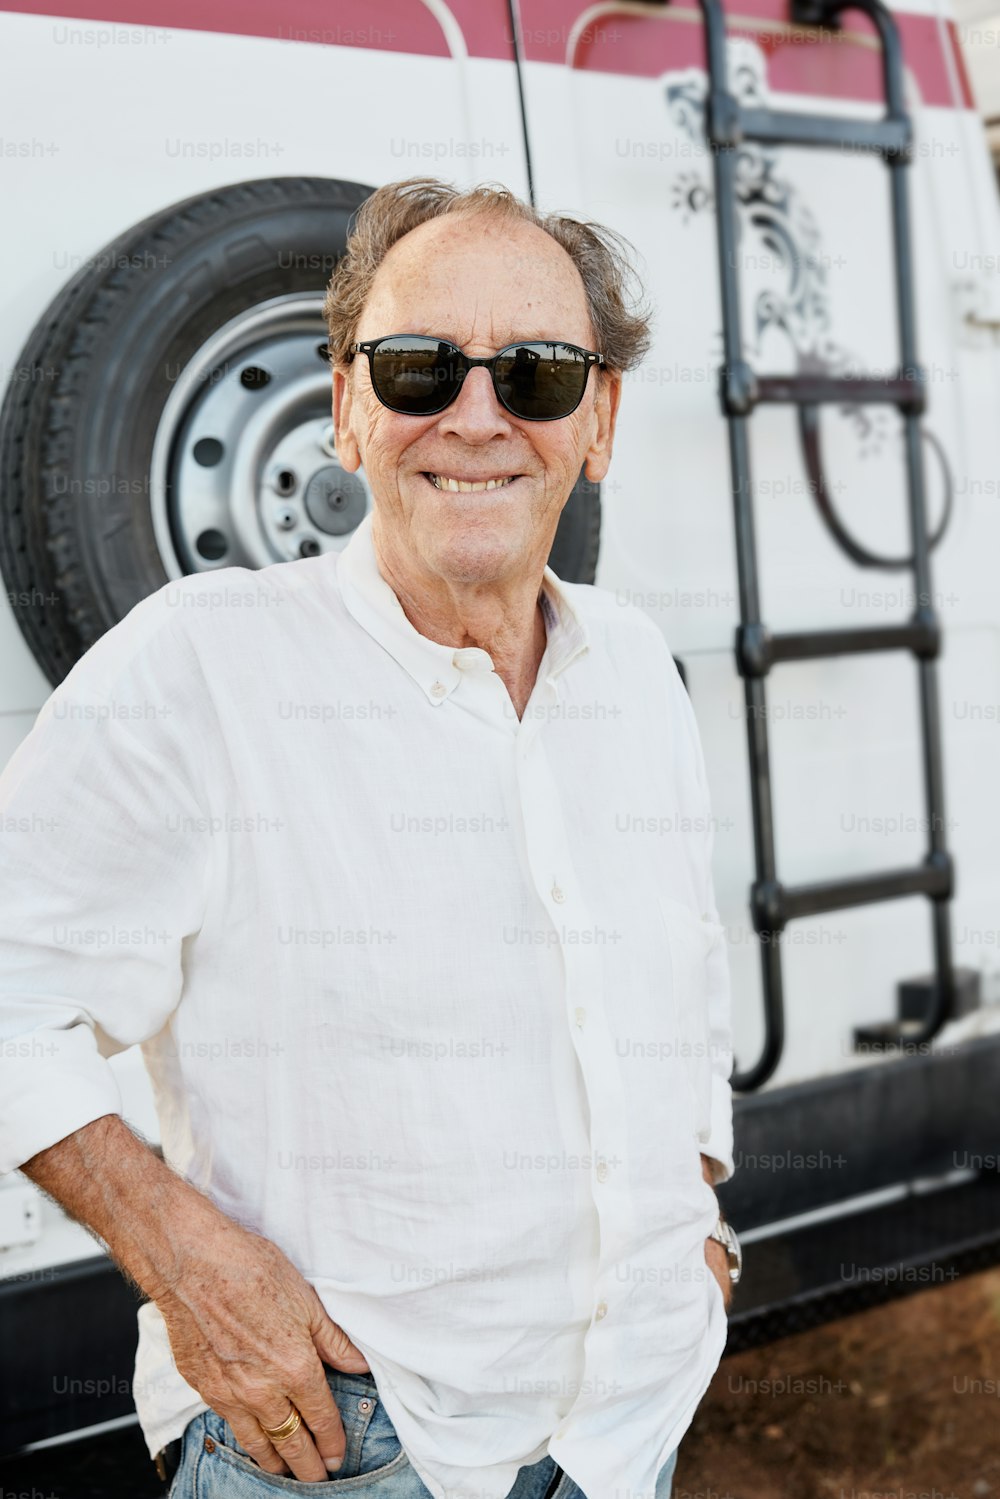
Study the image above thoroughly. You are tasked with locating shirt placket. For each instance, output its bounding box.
[514,672,636,1442]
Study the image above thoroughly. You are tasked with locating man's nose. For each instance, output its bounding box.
[437,366,512,441]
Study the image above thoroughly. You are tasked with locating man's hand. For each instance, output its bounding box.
[700,1152,733,1312]
[154,1202,371,1480]
[21,1115,369,1483]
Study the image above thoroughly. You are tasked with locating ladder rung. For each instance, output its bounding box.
[719,364,926,417]
[737,617,940,676]
[738,106,910,157]
[781,863,951,921]
[769,620,937,665]
[755,373,922,409]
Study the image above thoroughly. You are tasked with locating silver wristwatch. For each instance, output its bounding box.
[708,1216,743,1286]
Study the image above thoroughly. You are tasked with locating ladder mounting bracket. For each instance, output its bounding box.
[719,360,759,416]
[789,0,843,29]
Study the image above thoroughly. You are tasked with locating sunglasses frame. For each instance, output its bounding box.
[347,335,607,421]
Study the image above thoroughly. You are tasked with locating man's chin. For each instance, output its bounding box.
[409,518,524,584]
[425,537,520,586]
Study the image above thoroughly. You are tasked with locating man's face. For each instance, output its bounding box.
[332,212,622,586]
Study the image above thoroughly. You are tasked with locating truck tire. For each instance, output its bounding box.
[0,177,602,687]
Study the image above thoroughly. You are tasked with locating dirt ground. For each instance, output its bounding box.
[673,1267,1000,1499]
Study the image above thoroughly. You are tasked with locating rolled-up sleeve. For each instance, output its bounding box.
[0,616,211,1175]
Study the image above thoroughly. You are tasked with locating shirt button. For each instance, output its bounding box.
[453,648,492,671]
[574,1007,586,1028]
[358,1398,373,1413]
[551,883,565,903]
[595,1158,609,1183]
[595,1300,608,1321]
[430,681,447,698]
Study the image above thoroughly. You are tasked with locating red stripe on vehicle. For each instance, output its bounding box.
[0,0,975,108]
[943,17,976,109]
[0,0,453,54]
[448,0,517,59]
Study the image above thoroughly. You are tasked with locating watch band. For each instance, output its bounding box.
[708,1215,743,1285]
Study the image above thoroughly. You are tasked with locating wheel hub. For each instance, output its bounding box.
[303,465,368,536]
[150,294,370,578]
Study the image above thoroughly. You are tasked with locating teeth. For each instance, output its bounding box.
[429,475,516,493]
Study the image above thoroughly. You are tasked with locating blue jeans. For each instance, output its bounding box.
[166,1365,678,1499]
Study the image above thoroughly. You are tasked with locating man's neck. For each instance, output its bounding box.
[371,531,549,721]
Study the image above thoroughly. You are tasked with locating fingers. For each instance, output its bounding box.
[260,1390,339,1483]
[231,1382,344,1485]
[291,1369,351,1475]
[311,1301,371,1374]
[226,1409,292,1478]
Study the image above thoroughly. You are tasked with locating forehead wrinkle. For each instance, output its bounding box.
[378,294,585,352]
[365,221,594,348]
[384,330,584,359]
[388,291,547,354]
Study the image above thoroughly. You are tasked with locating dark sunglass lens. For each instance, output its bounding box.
[371,337,458,414]
[495,343,587,419]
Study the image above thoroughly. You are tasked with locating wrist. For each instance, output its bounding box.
[90,1131,225,1306]
[137,1169,240,1307]
[700,1152,723,1190]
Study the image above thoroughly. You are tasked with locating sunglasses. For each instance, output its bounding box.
[346,335,606,421]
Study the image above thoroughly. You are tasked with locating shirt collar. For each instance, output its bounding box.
[335,510,589,706]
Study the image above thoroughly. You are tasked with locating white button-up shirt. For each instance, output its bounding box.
[0,511,734,1499]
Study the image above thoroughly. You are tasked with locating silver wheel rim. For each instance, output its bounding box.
[150,293,370,580]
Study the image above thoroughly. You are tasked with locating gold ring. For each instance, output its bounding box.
[260,1407,302,1444]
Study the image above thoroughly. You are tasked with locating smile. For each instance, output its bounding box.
[425,474,519,493]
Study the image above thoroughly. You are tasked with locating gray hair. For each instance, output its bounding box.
[323,176,653,374]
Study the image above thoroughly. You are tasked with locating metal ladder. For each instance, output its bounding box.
[691,0,969,1089]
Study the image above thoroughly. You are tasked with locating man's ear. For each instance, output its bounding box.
[332,365,362,474]
[583,369,622,484]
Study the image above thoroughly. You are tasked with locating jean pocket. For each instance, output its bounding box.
[657,895,725,1144]
[196,1370,410,1495]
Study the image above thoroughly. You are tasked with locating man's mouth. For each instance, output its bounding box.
[423,473,520,493]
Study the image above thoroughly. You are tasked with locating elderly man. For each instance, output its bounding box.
[0,177,738,1499]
